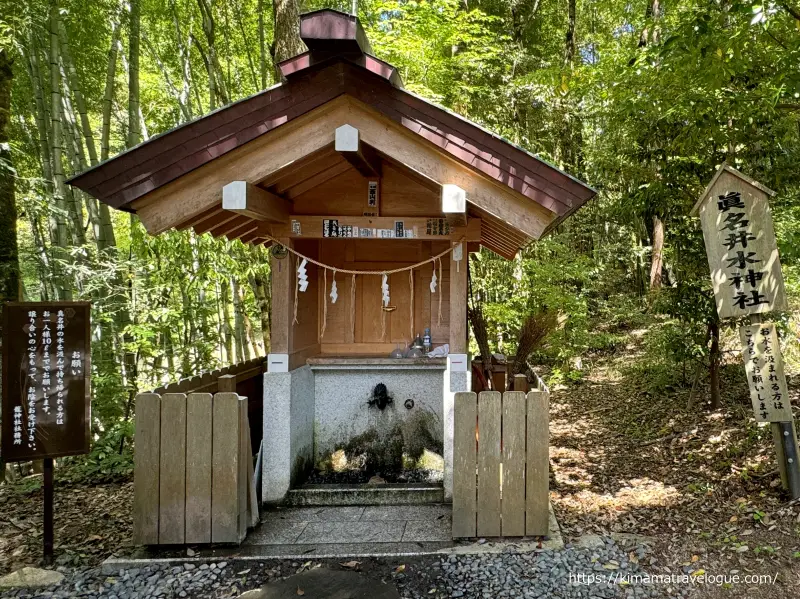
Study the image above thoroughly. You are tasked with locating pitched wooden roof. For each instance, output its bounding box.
[67,9,595,255]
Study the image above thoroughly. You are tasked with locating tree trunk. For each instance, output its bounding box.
[709,320,721,410]
[233,1,259,90]
[59,80,88,248]
[0,47,19,482]
[101,21,120,161]
[49,1,73,300]
[58,20,98,164]
[220,278,235,364]
[638,0,661,47]
[560,0,583,173]
[259,0,267,88]
[170,0,194,119]
[271,0,306,73]
[196,0,229,109]
[564,0,577,66]
[128,0,141,147]
[232,279,246,362]
[250,272,271,353]
[649,215,664,290]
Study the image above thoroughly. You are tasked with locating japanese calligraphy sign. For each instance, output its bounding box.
[739,323,792,422]
[692,165,787,319]
[2,302,91,462]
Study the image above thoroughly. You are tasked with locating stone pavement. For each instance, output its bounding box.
[242,504,453,558]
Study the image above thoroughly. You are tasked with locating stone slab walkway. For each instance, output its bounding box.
[245,504,453,547]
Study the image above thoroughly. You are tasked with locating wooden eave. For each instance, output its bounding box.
[66,10,595,257]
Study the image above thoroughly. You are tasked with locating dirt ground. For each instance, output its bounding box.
[548,333,800,598]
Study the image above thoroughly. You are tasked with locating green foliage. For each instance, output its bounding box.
[60,420,135,484]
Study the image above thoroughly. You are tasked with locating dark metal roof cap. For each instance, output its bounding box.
[300,9,372,55]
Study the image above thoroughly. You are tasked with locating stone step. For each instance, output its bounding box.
[286,483,445,506]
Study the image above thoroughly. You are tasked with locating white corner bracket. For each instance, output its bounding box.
[267,353,289,373]
[447,353,468,372]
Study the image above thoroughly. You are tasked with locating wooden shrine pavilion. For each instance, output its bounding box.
[69,9,596,506]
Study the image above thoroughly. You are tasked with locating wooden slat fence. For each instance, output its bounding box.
[453,378,550,539]
[147,357,265,395]
[133,391,259,545]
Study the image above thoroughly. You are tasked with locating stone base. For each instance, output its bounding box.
[285,483,445,506]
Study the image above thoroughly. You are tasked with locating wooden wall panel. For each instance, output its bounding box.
[212,392,240,543]
[501,391,527,536]
[526,390,550,536]
[314,239,451,354]
[477,391,502,537]
[133,393,161,545]
[292,160,438,217]
[159,393,187,544]
[452,392,478,538]
[185,393,213,544]
[290,239,319,355]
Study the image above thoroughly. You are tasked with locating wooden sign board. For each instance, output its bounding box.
[692,165,787,319]
[1,302,91,462]
[739,322,792,423]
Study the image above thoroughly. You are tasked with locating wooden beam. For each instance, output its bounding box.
[194,210,239,235]
[449,241,468,353]
[270,237,292,354]
[270,215,481,241]
[442,183,467,227]
[224,219,259,241]
[344,98,555,239]
[132,97,554,238]
[132,97,349,234]
[285,161,351,199]
[335,124,381,178]
[222,181,291,222]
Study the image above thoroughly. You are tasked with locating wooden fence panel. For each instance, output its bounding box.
[501,391,526,537]
[238,397,249,541]
[185,393,213,544]
[452,391,478,538]
[526,389,550,536]
[133,393,161,545]
[452,386,550,539]
[159,393,187,544]
[212,392,241,543]
[476,391,501,537]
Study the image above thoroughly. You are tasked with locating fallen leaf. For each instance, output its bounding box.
[186,548,196,557]
[296,587,305,596]
[394,564,406,574]
[340,560,361,570]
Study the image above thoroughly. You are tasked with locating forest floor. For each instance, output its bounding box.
[548,326,800,598]
[1,324,799,597]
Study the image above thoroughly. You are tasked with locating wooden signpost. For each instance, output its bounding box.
[1,302,91,563]
[693,165,800,498]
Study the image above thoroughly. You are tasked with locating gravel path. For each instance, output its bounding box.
[1,537,692,599]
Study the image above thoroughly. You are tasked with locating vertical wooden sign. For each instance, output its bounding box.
[2,302,91,461]
[691,165,787,319]
[740,323,792,422]
[694,165,799,497]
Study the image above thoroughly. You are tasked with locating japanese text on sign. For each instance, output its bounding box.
[739,323,792,422]
[2,302,91,462]
[695,167,787,319]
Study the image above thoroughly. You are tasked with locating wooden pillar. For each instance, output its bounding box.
[269,237,292,362]
[449,241,468,353]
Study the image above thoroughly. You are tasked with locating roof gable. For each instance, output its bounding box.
[67,10,596,255]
